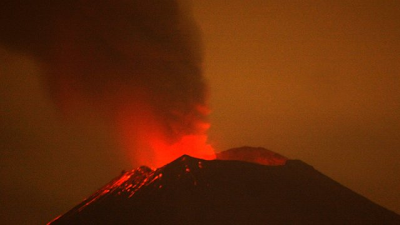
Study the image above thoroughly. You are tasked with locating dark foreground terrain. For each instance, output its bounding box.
[49,147,400,224]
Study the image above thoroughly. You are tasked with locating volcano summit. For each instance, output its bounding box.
[48,147,400,224]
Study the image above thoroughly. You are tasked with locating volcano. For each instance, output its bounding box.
[48,147,400,224]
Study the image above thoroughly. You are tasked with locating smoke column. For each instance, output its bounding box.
[0,0,215,167]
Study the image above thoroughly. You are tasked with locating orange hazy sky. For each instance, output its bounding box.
[0,1,399,224]
[193,0,400,215]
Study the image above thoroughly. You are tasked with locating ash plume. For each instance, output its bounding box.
[0,0,213,166]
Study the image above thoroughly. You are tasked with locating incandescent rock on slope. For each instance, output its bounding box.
[49,148,400,224]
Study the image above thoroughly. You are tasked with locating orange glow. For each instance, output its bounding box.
[117,92,215,168]
[150,134,215,167]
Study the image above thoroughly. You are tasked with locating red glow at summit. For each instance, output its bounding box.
[118,98,215,168]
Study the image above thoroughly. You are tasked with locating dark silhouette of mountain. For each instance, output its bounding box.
[48,147,400,224]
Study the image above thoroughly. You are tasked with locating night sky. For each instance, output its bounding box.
[1,1,399,224]
[193,0,400,216]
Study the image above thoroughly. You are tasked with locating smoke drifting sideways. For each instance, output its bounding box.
[0,0,215,167]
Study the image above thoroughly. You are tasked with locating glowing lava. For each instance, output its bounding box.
[117,93,215,168]
[150,134,215,167]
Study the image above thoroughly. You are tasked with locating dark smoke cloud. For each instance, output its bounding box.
[0,0,209,143]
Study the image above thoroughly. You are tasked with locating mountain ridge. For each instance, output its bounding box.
[49,148,400,224]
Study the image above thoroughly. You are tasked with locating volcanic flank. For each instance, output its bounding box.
[49,147,400,224]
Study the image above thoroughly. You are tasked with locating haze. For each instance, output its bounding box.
[193,0,400,216]
[1,0,399,224]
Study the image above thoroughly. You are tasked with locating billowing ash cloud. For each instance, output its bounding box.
[0,0,214,166]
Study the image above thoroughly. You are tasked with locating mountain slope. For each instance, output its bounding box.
[49,149,400,224]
